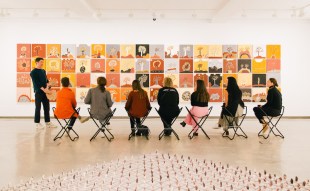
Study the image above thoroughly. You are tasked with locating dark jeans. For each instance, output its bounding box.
[130,117,141,129]
[34,92,50,123]
[253,107,280,124]
[161,116,174,135]
[68,117,77,129]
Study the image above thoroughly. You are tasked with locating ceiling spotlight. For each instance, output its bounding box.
[33,9,39,17]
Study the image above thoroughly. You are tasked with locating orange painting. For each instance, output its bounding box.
[106,88,121,102]
[31,59,46,70]
[252,59,267,74]
[266,59,281,73]
[150,74,164,88]
[120,88,131,102]
[17,73,31,87]
[17,59,31,72]
[179,74,193,88]
[150,59,164,73]
[17,44,31,58]
[222,74,238,88]
[91,59,105,73]
[106,74,120,88]
[209,88,223,102]
[61,59,75,73]
[179,59,193,73]
[120,73,135,88]
[106,59,120,73]
[76,73,90,88]
[46,73,61,87]
[194,74,208,89]
[31,44,46,58]
[46,59,61,72]
[61,73,76,87]
[150,88,160,102]
[223,59,237,73]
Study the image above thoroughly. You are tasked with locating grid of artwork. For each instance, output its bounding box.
[16,44,281,103]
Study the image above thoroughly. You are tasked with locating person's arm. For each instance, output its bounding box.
[125,92,133,111]
[84,89,92,104]
[106,91,113,107]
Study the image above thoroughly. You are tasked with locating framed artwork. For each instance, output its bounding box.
[19,44,280,103]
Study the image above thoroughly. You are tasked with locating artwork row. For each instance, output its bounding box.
[17,73,281,89]
[17,86,271,103]
[17,44,281,60]
[17,58,281,74]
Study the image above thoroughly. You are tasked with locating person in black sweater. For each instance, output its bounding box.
[216,77,244,135]
[253,78,282,133]
[30,57,56,129]
[157,77,180,136]
[180,80,210,136]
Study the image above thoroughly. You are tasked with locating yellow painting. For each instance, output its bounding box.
[61,73,76,87]
[238,45,252,59]
[164,73,179,88]
[252,59,267,74]
[120,44,135,58]
[193,59,208,73]
[91,44,106,58]
[266,45,281,59]
[47,44,61,58]
[194,45,209,58]
[208,45,222,58]
[31,59,46,70]
[46,59,61,72]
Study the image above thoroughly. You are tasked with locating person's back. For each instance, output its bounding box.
[158,87,179,116]
[84,87,113,121]
[55,88,76,119]
[263,87,282,111]
[126,90,150,118]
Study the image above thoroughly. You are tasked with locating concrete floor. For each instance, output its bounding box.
[0,117,309,188]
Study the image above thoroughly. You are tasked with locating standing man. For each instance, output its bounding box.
[30,57,57,128]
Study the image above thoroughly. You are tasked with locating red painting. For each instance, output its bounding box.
[91,59,105,73]
[31,44,46,58]
[17,44,31,58]
[76,73,90,88]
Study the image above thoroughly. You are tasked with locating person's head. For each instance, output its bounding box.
[35,57,44,69]
[61,77,70,87]
[196,80,209,102]
[163,77,173,88]
[132,79,145,98]
[226,77,240,93]
[267,78,278,87]
[97,76,107,92]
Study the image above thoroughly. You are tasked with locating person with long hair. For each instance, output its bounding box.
[216,77,244,135]
[253,78,282,133]
[180,80,210,136]
[157,77,179,136]
[84,76,113,123]
[125,80,151,135]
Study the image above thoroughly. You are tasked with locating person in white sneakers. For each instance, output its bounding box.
[30,57,57,129]
[54,77,89,130]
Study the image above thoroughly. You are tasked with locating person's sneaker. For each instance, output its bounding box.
[224,130,229,136]
[79,116,90,123]
[180,121,186,127]
[193,132,198,136]
[36,123,44,129]
[46,122,57,128]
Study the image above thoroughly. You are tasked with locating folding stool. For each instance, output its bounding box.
[186,106,213,140]
[222,106,248,140]
[88,108,116,142]
[52,107,80,141]
[127,107,152,140]
[155,107,183,140]
[258,106,285,139]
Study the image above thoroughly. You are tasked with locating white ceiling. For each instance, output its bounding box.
[0,0,309,22]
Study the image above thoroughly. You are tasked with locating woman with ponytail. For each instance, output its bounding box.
[84,76,113,122]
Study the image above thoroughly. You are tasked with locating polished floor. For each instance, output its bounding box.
[0,117,309,188]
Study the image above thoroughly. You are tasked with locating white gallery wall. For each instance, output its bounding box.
[0,20,309,117]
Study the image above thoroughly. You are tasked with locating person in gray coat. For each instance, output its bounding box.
[84,77,113,122]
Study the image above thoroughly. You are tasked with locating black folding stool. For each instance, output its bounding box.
[258,106,285,139]
[52,107,80,141]
[127,107,152,140]
[88,108,116,142]
[186,106,213,139]
[155,107,183,140]
[222,106,248,140]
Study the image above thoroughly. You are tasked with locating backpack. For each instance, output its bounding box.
[138,125,149,136]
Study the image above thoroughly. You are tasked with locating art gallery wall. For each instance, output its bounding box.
[0,20,309,117]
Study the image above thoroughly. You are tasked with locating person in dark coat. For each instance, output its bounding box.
[253,78,282,133]
[157,77,180,136]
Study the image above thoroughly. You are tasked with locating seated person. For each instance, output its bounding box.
[180,80,209,136]
[157,77,179,136]
[253,78,282,133]
[125,80,151,135]
[84,77,113,123]
[54,77,89,130]
[216,77,244,135]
